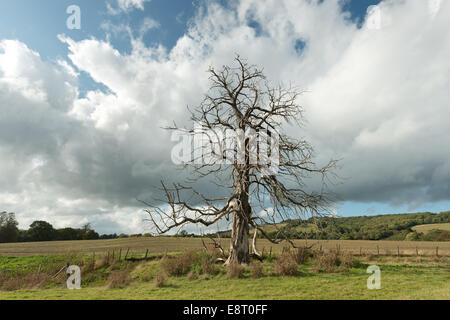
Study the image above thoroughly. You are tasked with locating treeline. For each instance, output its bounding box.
[261,211,450,241]
[2,211,449,243]
[0,212,120,243]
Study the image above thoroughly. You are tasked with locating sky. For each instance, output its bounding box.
[0,0,449,235]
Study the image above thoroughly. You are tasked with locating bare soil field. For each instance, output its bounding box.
[0,238,448,257]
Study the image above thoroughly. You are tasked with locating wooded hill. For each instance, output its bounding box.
[209,211,450,241]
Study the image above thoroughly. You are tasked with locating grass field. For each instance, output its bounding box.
[0,237,449,257]
[0,238,448,300]
[0,253,448,300]
[413,223,450,234]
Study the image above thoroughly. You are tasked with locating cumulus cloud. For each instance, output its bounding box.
[303,0,450,207]
[107,0,151,14]
[1,0,449,233]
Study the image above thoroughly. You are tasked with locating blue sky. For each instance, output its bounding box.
[0,0,384,111]
[0,0,382,61]
[0,0,196,59]
[0,0,201,95]
[0,0,449,234]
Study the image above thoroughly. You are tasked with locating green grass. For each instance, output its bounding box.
[0,254,85,276]
[413,223,450,234]
[0,254,448,300]
[0,265,448,300]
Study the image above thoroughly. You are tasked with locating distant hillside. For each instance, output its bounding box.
[412,223,450,233]
[211,211,450,241]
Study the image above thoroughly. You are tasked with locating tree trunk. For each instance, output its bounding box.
[225,136,252,265]
[225,209,250,265]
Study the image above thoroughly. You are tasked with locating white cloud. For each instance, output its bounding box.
[1,0,450,233]
[140,17,160,35]
[118,0,149,11]
[107,0,151,14]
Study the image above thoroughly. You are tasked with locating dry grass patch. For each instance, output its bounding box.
[250,263,264,278]
[160,251,197,276]
[199,255,218,275]
[0,273,54,291]
[227,263,245,279]
[311,250,356,273]
[273,253,298,276]
[107,270,131,289]
[290,247,312,265]
[154,272,168,288]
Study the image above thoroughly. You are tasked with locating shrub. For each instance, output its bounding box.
[274,253,298,276]
[291,247,312,265]
[107,270,130,289]
[154,272,167,288]
[200,255,218,275]
[312,250,354,273]
[227,263,245,279]
[313,250,338,273]
[340,252,354,267]
[250,263,264,278]
[160,251,197,276]
[187,271,198,280]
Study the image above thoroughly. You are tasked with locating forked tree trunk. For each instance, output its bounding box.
[225,182,251,265]
[225,210,250,265]
[225,137,252,265]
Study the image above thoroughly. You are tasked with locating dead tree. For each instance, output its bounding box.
[143,56,338,265]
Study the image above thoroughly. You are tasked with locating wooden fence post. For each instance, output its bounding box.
[37,264,42,277]
[377,245,379,256]
[144,249,149,259]
[124,248,130,260]
[397,246,400,257]
[436,246,439,257]
[269,247,272,258]
[119,248,122,261]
